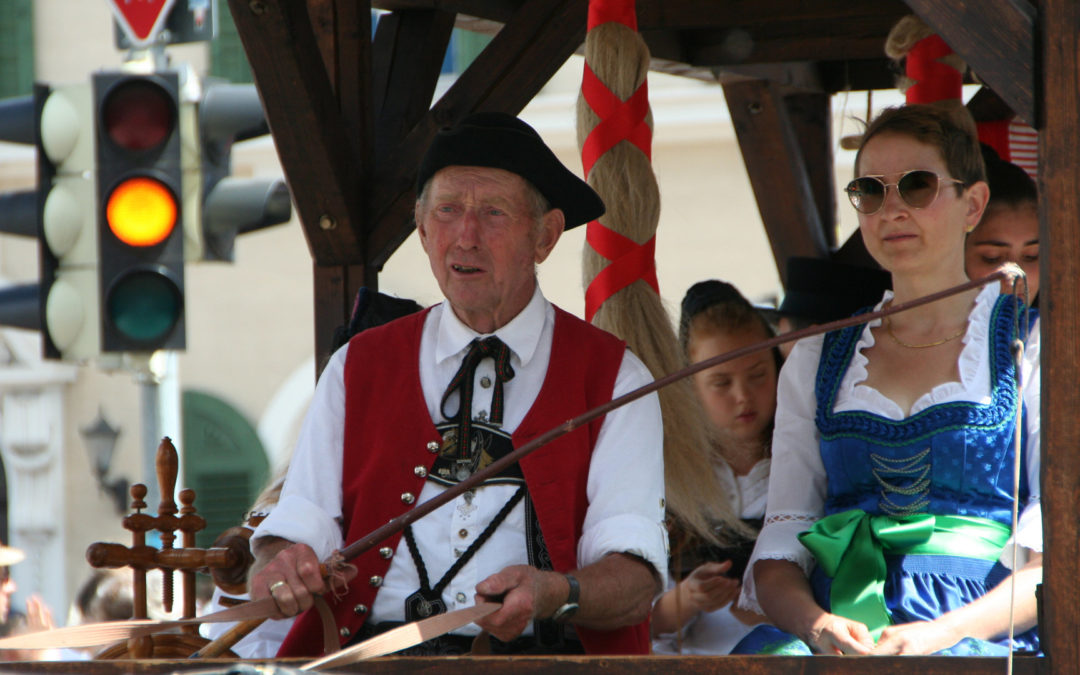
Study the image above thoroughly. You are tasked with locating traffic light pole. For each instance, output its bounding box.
[135,351,182,508]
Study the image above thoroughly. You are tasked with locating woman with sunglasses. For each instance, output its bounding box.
[731,103,1041,656]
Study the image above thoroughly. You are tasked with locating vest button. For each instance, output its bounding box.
[426,441,440,453]
[379,547,393,559]
[369,575,383,587]
[414,465,427,478]
[401,492,415,504]
[340,627,351,639]
[353,604,368,615]
[456,592,467,603]
[458,528,468,539]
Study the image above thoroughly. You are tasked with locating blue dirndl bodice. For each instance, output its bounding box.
[732,295,1038,655]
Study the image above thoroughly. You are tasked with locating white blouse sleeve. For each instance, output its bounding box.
[1009,318,1042,563]
[738,335,828,613]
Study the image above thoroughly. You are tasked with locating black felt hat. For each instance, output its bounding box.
[779,257,892,323]
[416,112,605,229]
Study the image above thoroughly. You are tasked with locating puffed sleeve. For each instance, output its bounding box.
[252,344,349,561]
[738,335,828,613]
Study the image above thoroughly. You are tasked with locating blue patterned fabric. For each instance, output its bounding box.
[733,294,1039,655]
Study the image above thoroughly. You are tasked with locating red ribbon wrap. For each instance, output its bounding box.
[905,34,961,104]
[581,0,659,321]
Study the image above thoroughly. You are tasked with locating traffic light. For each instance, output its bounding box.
[94,72,186,353]
[195,82,291,262]
[37,81,101,360]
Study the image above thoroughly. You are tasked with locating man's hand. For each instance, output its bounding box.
[249,542,328,619]
[473,565,564,642]
[803,612,874,655]
[872,619,962,655]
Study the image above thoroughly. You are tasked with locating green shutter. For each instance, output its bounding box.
[182,390,269,547]
[0,0,33,98]
[209,0,253,84]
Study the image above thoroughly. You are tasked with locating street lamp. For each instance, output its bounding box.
[80,409,130,514]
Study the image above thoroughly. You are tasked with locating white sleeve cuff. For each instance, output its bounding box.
[577,512,668,582]
[738,518,816,613]
[252,494,343,561]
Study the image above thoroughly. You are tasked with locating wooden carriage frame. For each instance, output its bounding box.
[194,1,1080,673]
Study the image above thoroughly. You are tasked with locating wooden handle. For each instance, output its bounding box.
[190,618,263,658]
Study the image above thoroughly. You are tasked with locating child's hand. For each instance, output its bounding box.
[678,561,740,614]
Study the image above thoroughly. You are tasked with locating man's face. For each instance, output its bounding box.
[416,166,563,333]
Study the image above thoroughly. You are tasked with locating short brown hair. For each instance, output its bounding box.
[855,103,986,189]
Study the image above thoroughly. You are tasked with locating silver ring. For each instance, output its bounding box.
[269,580,287,595]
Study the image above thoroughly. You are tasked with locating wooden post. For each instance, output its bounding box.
[1038,0,1080,670]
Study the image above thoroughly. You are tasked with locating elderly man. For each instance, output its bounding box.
[251,112,666,656]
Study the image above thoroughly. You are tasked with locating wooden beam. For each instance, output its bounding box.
[226,0,366,265]
[905,0,1035,126]
[365,0,587,269]
[371,10,456,160]
[784,92,836,249]
[1039,0,1080,669]
[723,79,830,284]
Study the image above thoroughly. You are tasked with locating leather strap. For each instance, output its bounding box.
[299,602,501,670]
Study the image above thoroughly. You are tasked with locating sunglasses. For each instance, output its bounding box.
[845,170,966,215]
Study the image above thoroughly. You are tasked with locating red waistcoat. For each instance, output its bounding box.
[277,305,651,656]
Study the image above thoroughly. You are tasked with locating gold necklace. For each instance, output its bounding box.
[884,315,966,349]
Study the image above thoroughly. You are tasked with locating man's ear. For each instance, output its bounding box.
[534,209,565,264]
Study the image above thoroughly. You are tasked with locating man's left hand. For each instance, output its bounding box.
[474,565,565,641]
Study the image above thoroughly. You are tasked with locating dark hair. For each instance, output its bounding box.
[856,103,986,189]
[679,280,781,372]
[981,144,1037,210]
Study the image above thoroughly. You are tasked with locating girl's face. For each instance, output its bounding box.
[689,324,778,447]
[965,203,1040,300]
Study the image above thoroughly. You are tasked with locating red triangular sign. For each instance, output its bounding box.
[109,0,177,45]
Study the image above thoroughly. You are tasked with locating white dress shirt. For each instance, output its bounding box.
[739,285,1041,613]
[255,285,668,632]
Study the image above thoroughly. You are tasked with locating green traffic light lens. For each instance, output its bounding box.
[106,270,182,344]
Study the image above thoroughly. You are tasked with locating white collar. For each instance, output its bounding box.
[434,285,548,367]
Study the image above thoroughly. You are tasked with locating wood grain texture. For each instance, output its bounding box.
[723,79,830,283]
[1038,0,1080,671]
[906,0,1035,126]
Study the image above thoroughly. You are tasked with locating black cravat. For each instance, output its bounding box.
[439,336,515,460]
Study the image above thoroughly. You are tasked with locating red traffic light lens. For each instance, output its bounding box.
[106,177,178,247]
[102,79,176,151]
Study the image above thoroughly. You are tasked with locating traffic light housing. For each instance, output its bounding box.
[195,82,291,262]
[94,72,186,353]
[37,81,101,360]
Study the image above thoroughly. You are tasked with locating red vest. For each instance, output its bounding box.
[277,306,652,656]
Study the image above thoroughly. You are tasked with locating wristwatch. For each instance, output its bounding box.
[550,573,580,623]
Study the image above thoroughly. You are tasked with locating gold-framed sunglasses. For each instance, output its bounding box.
[845,170,966,215]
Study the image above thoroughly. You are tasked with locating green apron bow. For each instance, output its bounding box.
[798,510,1010,639]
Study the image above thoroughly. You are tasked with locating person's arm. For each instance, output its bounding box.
[650,561,740,636]
[476,349,667,642]
[754,559,873,654]
[738,336,828,614]
[247,346,351,617]
[873,553,1041,654]
[474,553,658,641]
